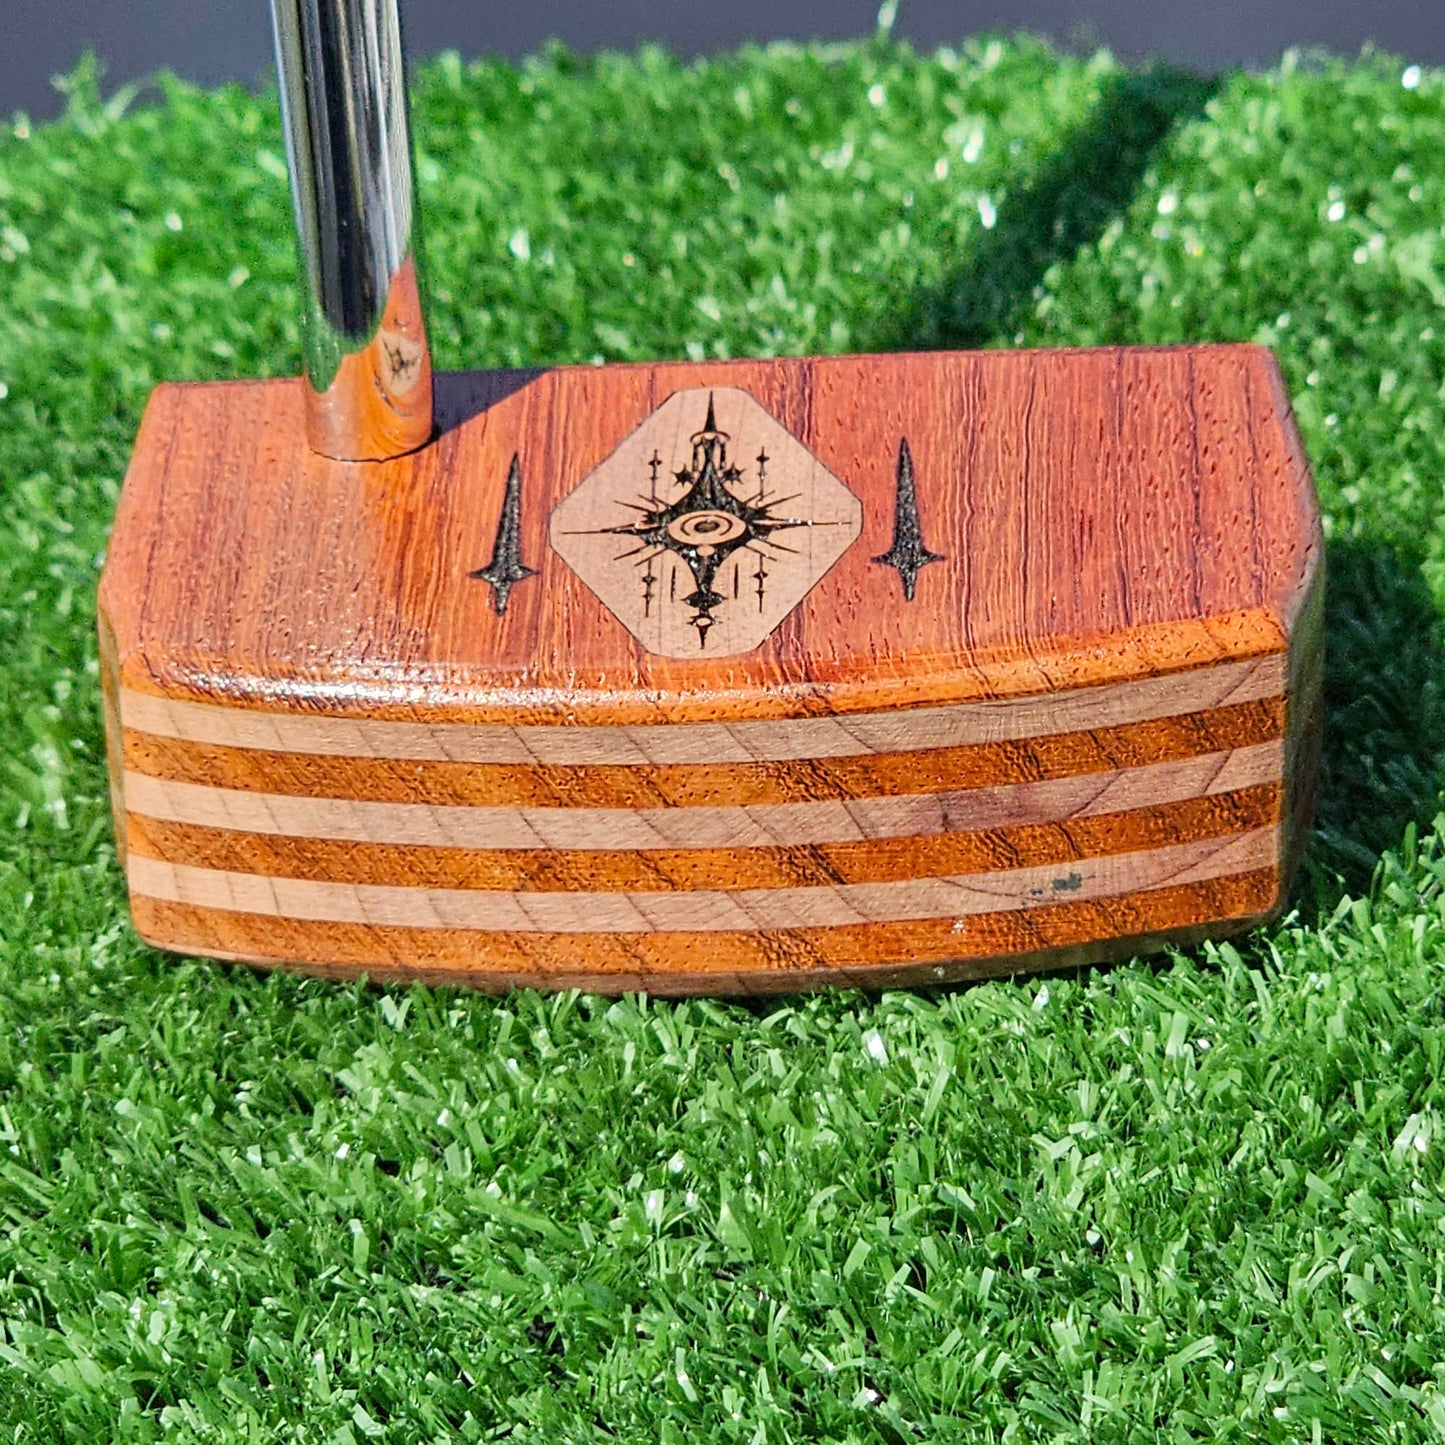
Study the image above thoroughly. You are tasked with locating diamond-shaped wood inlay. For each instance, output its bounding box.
[549,386,863,657]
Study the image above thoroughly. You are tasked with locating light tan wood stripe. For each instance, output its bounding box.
[127,783,1280,893]
[130,868,1283,989]
[123,740,1281,850]
[127,827,1278,933]
[118,654,1284,764]
[121,699,1284,809]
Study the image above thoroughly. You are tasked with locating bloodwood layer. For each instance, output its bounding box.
[129,870,1283,995]
[100,345,1322,992]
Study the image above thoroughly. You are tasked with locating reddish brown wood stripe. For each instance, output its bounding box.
[121,699,1284,809]
[129,868,1283,991]
[126,783,1280,893]
[127,827,1277,933]
[122,741,1281,851]
[117,654,1284,763]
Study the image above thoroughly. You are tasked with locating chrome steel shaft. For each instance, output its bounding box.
[270,0,433,460]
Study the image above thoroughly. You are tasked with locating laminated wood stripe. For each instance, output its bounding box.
[127,783,1281,892]
[127,826,1278,933]
[121,698,1285,810]
[123,741,1282,850]
[116,654,1284,764]
[123,742,1283,851]
[130,868,1284,991]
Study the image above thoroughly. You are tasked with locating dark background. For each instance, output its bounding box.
[4,0,1444,120]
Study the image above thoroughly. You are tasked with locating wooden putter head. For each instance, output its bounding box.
[97,0,1323,995]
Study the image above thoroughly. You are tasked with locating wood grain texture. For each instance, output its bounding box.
[126,828,1278,932]
[118,697,1284,808]
[99,345,1322,992]
[118,741,1282,850]
[101,346,1316,724]
[125,785,1280,893]
[128,870,1283,995]
[115,651,1285,761]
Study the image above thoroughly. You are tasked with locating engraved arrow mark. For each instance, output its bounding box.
[471,453,537,615]
[873,436,943,601]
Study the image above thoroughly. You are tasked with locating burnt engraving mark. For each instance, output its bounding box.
[566,395,839,648]
[470,453,537,616]
[549,385,863,658]
[874,437,943,601]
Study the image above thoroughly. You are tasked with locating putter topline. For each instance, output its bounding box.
[98,0,1323,994]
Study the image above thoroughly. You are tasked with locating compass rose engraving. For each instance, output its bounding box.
[583,395,822,647]
[549,387,863,658]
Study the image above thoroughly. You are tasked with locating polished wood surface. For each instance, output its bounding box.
[100,344,1322,992]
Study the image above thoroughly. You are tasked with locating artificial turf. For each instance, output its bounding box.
[3,27,1445,1443]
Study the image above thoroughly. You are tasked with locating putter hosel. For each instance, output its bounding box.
[270,0,432,459]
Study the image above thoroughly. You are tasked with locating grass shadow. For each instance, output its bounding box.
[859,58,1445,934]
[864,63,1218,352]
[1305,535,1445,905]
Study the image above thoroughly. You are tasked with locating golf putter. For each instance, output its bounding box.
[98,0,1322,994]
